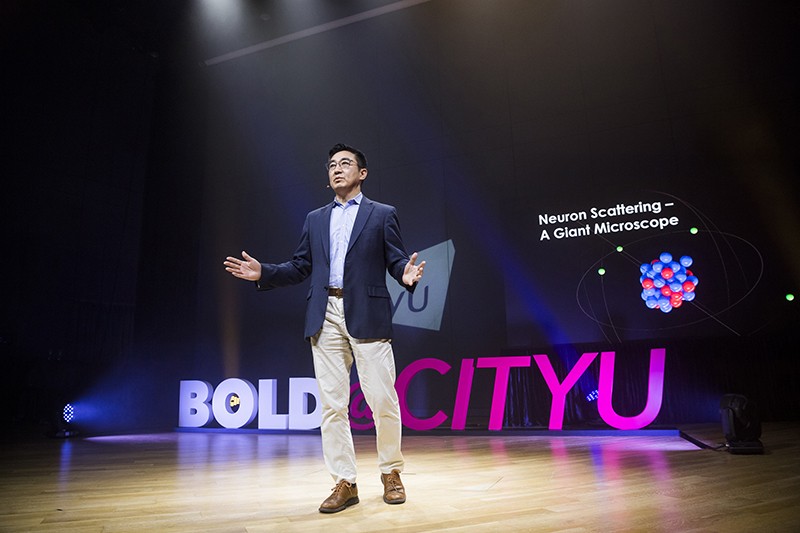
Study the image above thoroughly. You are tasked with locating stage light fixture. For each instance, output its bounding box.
[585,389,599,402]
[63,403,75,423]
[719,394,763,454]
[56,403,79,438]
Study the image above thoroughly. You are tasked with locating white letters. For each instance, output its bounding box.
[212,378,258,429]
[258,379,288,430]
[288,377,322,430]
[179,377,322,430]
[178,380,214,427]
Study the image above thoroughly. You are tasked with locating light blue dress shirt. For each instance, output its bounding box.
[328,193,362,288]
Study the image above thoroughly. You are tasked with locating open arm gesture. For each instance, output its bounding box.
[402,252,426,287]
[224,251,262,281]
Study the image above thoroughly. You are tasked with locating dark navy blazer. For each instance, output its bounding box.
[256,196,415,340]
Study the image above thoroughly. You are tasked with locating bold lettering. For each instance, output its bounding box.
[533,353,598,430]
[212,378,258,429]
[597,348,666,430]
[396,358,450,431]
[451,359,475,430]
[540,230,550,241]
[257,379,288,430]
[477,356,532,430]
[288,377,321,430]
[178,380,214,428]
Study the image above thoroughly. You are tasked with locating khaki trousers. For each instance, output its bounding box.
[310,296,404,483]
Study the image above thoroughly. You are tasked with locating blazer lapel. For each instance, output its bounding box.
[348,196,374,253]
[320,202,334,264]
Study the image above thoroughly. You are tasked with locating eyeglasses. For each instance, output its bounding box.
[327,158,359,171]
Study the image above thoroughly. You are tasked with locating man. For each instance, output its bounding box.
[224,143,425,513]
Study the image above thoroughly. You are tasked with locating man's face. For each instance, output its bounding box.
[328,150,367,199]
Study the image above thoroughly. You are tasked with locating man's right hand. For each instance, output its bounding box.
[224,251,262,281]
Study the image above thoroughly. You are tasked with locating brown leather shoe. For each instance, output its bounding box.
[319,480,359,513]
[380,469,406,504]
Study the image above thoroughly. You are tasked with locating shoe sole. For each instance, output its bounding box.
[383,496,406,504]
[319,496,359,514]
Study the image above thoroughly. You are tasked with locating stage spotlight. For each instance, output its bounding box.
[63,403,75,423]
[719,394,763,454]
[55,403,79,438]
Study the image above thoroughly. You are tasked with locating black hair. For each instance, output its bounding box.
[328,143,368,169]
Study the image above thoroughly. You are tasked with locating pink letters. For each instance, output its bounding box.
[451,359,475,430]
[476,356,532,430]
[354,348,667,432]
[395,358,451,431]
[596,348,666,430]
[533,352,598,430]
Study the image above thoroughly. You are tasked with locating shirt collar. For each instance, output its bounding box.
[334,192,363,208]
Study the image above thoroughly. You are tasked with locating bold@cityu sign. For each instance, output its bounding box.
[179,348,666,431]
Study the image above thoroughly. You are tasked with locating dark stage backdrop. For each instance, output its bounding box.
[185,0,799,430]
[6,1,799,434]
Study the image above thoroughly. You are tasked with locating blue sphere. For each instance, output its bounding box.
[660,252,673,263]
[684,291,696,302]
[680,255,693,268]
[652,261,664,273]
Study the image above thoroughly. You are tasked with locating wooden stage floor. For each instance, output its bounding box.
[1,423,798,532]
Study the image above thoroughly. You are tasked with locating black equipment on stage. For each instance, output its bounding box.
[719,394,764,455]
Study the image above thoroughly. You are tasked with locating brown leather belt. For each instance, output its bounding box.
[328,287,344,298]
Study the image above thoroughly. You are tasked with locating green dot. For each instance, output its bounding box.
[598,268,606,276]
[616,246,623,252]
[787,294,795,302]
[690,227,699,235]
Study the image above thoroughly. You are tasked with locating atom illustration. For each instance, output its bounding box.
[640,252,699,313]
[575,192,764,339]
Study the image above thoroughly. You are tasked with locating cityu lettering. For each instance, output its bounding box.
[179,348,666,431]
